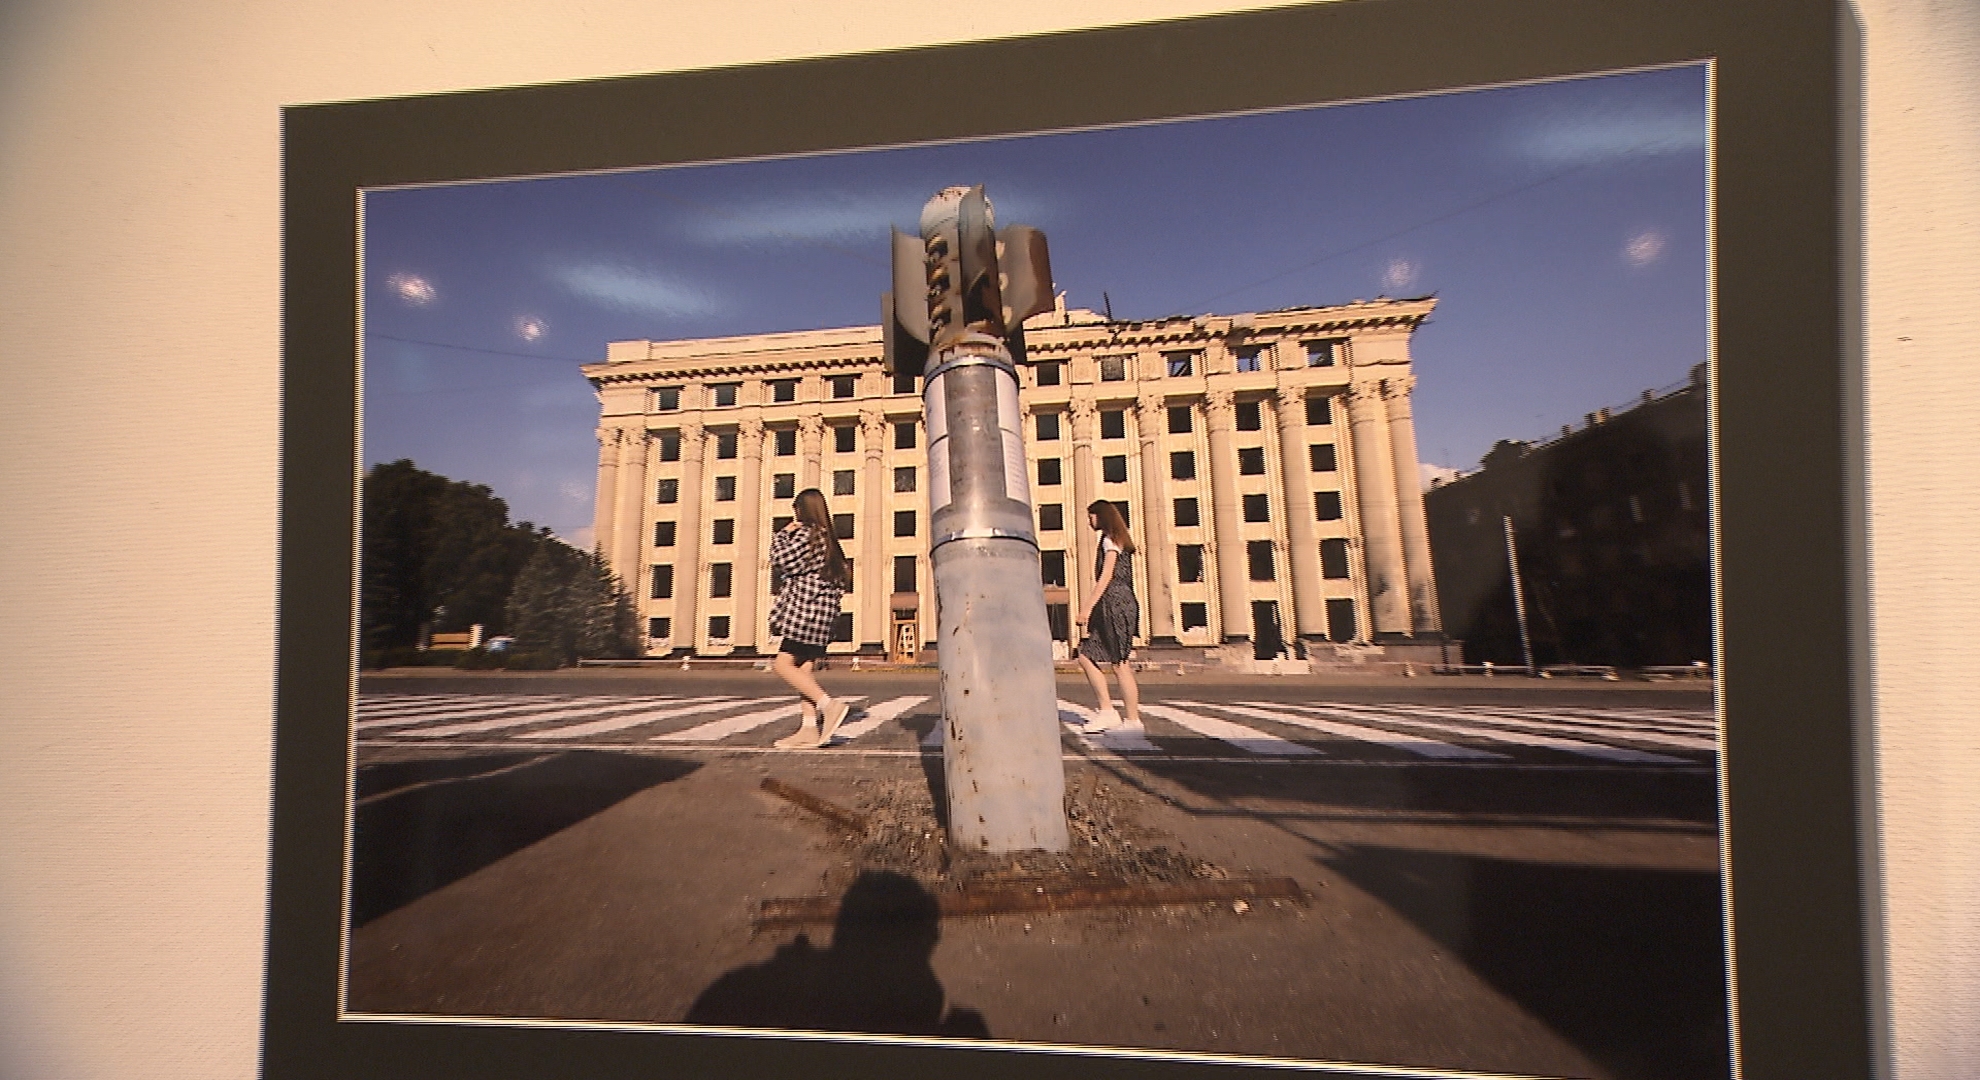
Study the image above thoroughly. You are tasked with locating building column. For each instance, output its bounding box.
[1273,385,1327,642]
[1067,396,1099,610]
[1383,376,1442,634]
[611,427,650,604]
[798,415,824,491]
[592,426,621,562]
[1343,380,1411,637]
[859,409,888,654]
[731,416,766,655]
[1134,392,1179,645]
[1203,388,1251,643]
[671,422,707,656]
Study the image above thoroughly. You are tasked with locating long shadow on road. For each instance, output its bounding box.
[350,750,700,928]
[1321,844,1732,1080]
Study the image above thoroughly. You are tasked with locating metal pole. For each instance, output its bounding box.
[1503,515,1536,676]
[917,190,1067,854]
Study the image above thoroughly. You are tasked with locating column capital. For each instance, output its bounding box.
[859,408,888,439]
[738,416,765,459]
[797,414,825,437]
[1381,375,1417,399]
[1343,381,1386,409]
[1274,384,1309,413]
[678,420,707,457]
[596,426,621,448]
[1135,391,1166,419]
[1203,387,1237,422]
[1068,395,1099,439]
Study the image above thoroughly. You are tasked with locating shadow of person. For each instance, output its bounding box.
[684,870,987,1039]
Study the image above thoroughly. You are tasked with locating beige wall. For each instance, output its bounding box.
[0,1,1972,1078]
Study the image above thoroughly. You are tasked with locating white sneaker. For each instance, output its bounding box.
[816,698,852,746]
[775,717,819,749]
[1087,707,1123,732]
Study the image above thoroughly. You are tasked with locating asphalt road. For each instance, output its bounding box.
[344,669,1726,1079]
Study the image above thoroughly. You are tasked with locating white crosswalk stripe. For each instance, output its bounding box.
[830,696,928,743]
[1139,703,1321,756]
[1301,702,1690,764]
[652,698,865,743]
[1449,706,1719,751]
[513,697,744,740]
[1220,702,1505,759]
[354,694,487,718]
[356,696,629,734]
[1058,700,1163,754]
[393,697,690,739]
[1472,704,1717,738]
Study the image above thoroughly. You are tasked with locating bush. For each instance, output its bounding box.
[504,650,562,671]
[454,647,504,670]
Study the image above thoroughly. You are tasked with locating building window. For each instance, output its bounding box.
[1165,352,1196,378]
[654,521,676,547]
[1180,603,1209,631]
[1099,356,1128,382]
[1321,538,1351,579]
[1171,451,1196,480]
[771,379,797,402]
[1038,458,1062,486]
[830,375,856,399]
[715,431,738,459]
[894,510,916,537]
[1039,503,1064,531]
[893,372,917,395]
[1325,597,1356,642]
[1168,405,1192,434]
[1177,545,1205,583]
[1247,540,1276,581]
[648,617,672,639]
[1243,493,1271,522]
[653,386,681,412]
[1111,500,1131,527]
[650,564,674,599]
[711,383,739,408]
[1315,491,1343,520]
[1306,340,1341,367]
[708,615,731,640]
[1173,497,1200,527]
[832,612,855,643]
[773,515,793,533]
[1040,550,1067,587]
[1036,412,1061,440]
[1236,401,1262,431]
[714,476,736,501]
[775,429,797,456]
[1036,362,1062,387]
[773,473,796,500]
[833,469,855,496]
[656,478,679,504]
[895,421,916,449]
[658,431,681,462]
[1307,397,1333,426]
[1238,447,1266,475]
[712,519,735,545]
[709,563,733,598]
[893,555,917,595]
[1235,347,1266,373]
[834,425,856,453]
[832,513,854,540]
[1103,455,1128,483]
[1101,410,1126,439]
[894,466,917,493]
[1310,443,1338,472]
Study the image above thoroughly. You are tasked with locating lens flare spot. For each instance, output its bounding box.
[1625,230,1667,266]
[387,272,436,305]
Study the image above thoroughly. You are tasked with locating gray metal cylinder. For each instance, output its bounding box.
[922,331,1067,853]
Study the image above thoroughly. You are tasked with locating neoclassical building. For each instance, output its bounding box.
[581,297,1444,662]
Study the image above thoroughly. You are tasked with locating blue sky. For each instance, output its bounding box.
[361,63,1708,544]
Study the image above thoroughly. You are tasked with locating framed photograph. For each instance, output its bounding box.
[269,0,1865,1077]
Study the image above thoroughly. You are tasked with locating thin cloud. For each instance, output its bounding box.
[1382,257,1420,292]
[678,190,1053,246]
[1516,116,1706,165]
[1624,229,1668,267]
[550,262,720,318]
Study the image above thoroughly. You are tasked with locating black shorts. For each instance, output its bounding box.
[779,639,828,664]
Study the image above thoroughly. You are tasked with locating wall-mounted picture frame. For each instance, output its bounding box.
[268,0,1865,1077]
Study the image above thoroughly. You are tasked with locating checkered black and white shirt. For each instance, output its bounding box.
[768,525,847,647]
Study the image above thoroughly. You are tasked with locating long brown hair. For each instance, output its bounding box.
[793,488,851,588]
[1086,500,1136,554]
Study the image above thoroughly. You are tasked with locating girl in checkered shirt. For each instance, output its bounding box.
[770,488,855,748]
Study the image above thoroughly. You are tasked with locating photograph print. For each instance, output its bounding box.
[346,60,1725,1080]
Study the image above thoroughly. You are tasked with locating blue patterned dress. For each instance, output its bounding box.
[1079,535,1138,665]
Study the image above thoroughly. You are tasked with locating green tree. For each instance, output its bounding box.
[504,540,639,665]
[360,459,547,652]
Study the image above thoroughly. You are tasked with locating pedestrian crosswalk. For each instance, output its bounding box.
[354,691,1715,768]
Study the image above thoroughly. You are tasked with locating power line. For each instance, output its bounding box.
[364,331,599,364]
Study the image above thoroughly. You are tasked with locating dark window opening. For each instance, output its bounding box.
[1238,447,1266,474]
[1236,401,1262,431]
[1168,405,1192,434]
[1039,503,1064,531]
[650,565,674,599]
[709,563,733,598]
[893,467,916,493]
[1173,497,1200,527]
[1038,458,1062,486]
[1101,410,1125,439]
[1243,493,1270,522]
[1180,603,1208,631]
[708,615,731,639]
[1103,455,1128,483]
[711,519,734,545]
[773,473,795,500]
[894,510,916,537]
[1247,540,1276,581]
[1040,550,1067,587]
[654,521,676,547]
[833,469,855,496]
[1315,491,1343,520]
[1171,451,1196,480]
[1310,443,1338,472]
[714,476,736,501]
[1321,538,1351,579]
[1177,545,1205,583]
[832,514,854,540]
